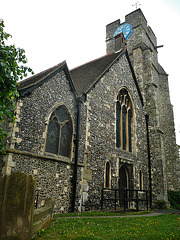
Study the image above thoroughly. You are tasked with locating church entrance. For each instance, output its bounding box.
[119,165,128,189]
[119,165,128,207]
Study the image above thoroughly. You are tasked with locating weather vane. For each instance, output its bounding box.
[132,1,141,9]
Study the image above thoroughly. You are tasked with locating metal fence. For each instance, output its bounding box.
[101,188,149,212]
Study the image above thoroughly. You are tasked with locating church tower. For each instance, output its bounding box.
[106,9,180,205]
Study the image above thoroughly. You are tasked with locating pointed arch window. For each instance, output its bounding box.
[116,89,133,152]
[105,161,111,188]
[139,170,143,190]
[45,105,73,158]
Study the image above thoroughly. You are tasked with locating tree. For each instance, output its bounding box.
[0,19,33,153]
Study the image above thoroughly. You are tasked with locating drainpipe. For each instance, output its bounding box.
[145,114,152,209]
[72,97,81,212]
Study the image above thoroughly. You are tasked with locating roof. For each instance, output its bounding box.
[17,47,143,106]
[18,61,77,97]
[70,50,125,96]
[18,61,65,90]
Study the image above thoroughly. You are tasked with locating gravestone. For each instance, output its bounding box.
[0,172,36,240]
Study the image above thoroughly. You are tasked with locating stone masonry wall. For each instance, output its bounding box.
[81,53,148,211]
[10,152,73,213]
[125,9,180,199]
[157,72,180,190]
[1,69,84,213]
[15,70,77,155]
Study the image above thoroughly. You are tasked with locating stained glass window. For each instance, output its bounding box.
[122,105,127,150]
[45,105,73,158]
[45,116,59,154]
[116,102,121,148]
[128,109,132,152]
[116,89,133,152]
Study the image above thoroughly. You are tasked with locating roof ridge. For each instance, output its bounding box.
[85,49,126,94]
[70,47,126,96]
[70,52,116,72]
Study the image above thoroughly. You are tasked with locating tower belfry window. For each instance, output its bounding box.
[116,89,133,152]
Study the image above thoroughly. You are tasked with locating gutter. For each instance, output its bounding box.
[71,97,82,212]
[125,49,144,107]
[145,114,152,209]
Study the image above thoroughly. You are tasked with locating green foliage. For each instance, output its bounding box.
[168,190,180,210]
[156,200,166,210]
[0,19,33,153]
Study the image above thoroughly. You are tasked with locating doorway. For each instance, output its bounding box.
[119,165,128,207]
[119,165,128,189]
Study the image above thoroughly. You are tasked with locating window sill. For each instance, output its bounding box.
[6,149,84,167]
[44,152,71,162]
[116,147,134,154]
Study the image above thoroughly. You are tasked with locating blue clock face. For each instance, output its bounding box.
[113,23,133,40]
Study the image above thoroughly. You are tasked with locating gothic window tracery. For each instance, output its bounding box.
[116,89,133,152]
[45,105,73,158]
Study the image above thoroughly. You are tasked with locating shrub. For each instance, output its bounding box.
[156,200,166,209]
[168,191,180,210]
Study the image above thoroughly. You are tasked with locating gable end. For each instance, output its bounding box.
[18,62,77,98]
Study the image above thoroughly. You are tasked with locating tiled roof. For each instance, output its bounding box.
[70,50,125,96]
[18,61,66,90]
[18,61,77,97]
[17,49,127,97]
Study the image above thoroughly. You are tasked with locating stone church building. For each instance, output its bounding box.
[1,9,179,213]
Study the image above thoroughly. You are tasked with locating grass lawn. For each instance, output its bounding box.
[33,214,180,240]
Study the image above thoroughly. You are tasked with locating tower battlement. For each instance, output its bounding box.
[106,8,157,55]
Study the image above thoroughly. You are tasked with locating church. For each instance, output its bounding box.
[1,8,179,213]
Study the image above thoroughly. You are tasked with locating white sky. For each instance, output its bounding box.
[1,0,180,145]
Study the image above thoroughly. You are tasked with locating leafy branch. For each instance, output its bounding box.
[0,19,33,153]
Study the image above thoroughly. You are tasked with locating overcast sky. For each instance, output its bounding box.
[1,0,180,145]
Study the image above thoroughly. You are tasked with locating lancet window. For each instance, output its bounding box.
[105,161,111,188]
[116,89,133,152]
[139,170,143,190]
[45,105,73,158]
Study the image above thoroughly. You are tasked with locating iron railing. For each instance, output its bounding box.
[101,188,149,212]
